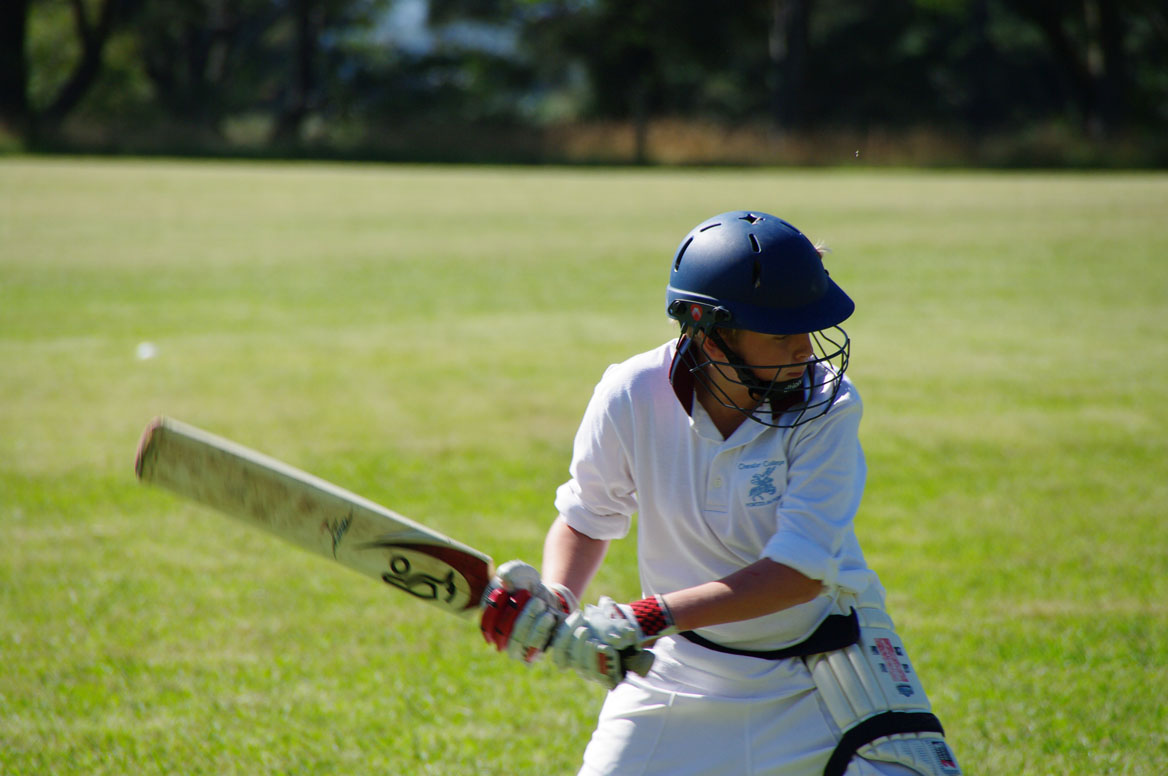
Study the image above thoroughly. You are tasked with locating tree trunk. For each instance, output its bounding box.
[1015,2,1099,135]
[770,0,812,131]
[0,0,31,136]
[965,0,995,129]
[1094,0,1126,133]
[272,0,317,144]
[42,0,120,127]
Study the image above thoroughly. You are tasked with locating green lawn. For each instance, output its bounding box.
[2,158,1165,775]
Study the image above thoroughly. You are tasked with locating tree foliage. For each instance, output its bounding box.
[2,0,1165,154]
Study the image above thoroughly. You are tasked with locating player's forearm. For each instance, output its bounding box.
[661,558,823,632]
[541,516,609,601]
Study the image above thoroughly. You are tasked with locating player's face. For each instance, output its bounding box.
[700,328,814,400]
[727,329,814,382]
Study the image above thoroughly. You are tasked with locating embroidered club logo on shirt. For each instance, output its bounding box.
[739,459,784,506]
[750,466,777,500]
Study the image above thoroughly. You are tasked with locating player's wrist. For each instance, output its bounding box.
[624,595,678,641]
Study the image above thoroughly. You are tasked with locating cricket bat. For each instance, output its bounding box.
[134,416,493,615]
[134,416,656,678]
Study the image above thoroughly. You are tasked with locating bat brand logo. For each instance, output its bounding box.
[362,541,488,612]
[381,554,459,603]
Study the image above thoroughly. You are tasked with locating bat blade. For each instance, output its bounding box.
[134,417,493,616]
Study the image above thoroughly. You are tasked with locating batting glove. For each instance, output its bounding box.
[480,560,577,663]
[550,595,675,690]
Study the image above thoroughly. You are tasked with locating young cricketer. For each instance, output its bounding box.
[481,211,961,776]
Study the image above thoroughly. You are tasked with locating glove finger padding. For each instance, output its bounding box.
[551,611,626,690]
[506,597,560,662]
[480,560,577,663]
[497,559,543,591]
[547,596,670,688]
[585,596,644,649]
[481,587,535,651]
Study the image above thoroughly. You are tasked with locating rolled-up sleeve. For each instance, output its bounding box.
[553,371,638,541]
[761,393,869,592]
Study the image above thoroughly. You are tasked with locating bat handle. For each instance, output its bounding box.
[621,647,655,678]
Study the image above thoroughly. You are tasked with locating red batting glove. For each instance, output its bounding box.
[479,560,576,663]
[481,586,535,652]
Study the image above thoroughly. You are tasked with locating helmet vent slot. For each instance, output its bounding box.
[749,234,761,253]
[752,259,762,288]
[674,236,694,271]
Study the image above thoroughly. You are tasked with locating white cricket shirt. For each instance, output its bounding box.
[555,340,880,651]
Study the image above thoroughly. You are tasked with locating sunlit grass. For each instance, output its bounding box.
[2,158,1166,774]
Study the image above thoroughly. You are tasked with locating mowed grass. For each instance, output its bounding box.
[2,157,1166,775]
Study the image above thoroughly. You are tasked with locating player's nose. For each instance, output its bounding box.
[793,333,813,361]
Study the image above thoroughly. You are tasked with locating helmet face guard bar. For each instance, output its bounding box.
[674,325,850,429]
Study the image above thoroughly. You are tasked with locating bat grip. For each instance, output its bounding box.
[539,628,657,680]
[621,647,656,678]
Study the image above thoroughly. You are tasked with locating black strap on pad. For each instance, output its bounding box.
[678,608,860,660]
[678,610,949,776]
[824,710,946,776]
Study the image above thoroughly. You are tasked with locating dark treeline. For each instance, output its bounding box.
[2,0,1166,165]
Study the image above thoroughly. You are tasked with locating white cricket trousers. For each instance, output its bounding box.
[576,636,920,776]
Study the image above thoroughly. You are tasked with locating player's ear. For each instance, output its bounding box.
[697,331,727,361]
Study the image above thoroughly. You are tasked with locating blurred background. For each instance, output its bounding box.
[4,4,1168,774]
[4,0,1167,166]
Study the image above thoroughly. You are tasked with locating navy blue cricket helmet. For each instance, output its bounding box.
[666,211,853,335]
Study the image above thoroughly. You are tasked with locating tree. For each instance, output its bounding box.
[1010,0,1128,136]
[508,0,778,158]
[132,0,282,133]
[270,0,387,144]
[0,1,31,134]
[769,0,813,130]
[1,0,125,139]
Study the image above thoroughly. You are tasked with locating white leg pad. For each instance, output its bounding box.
[806,591,962,776]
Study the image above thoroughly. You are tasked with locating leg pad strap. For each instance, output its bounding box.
[824,711,951,776]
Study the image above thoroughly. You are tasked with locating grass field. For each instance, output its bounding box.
[2,157,1166,775]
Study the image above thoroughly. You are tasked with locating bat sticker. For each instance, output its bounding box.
[362,541,491,612]
[381,555,459,603]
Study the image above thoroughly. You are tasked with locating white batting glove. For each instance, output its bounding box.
[480,560,578,663]
[549,596,674,689]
